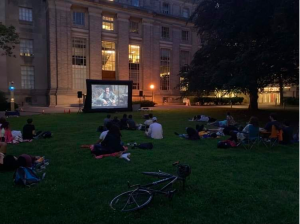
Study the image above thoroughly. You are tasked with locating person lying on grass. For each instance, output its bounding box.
[0,153,44,171]
[208,112,237,127]
[82,125,130,161]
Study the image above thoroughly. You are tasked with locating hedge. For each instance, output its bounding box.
[283,97,299,105]
[189,97,244,106]
[0,102,19,111]
[132,100,156,107]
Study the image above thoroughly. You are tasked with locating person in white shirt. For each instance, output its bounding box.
[96,122,112,144]
[145,117,163,139]
[144,115,153,127]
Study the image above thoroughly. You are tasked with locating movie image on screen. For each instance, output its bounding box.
[92,85,128,109]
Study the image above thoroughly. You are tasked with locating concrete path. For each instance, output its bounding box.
[0,104,297,117]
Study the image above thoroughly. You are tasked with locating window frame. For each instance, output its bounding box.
[102,15,114,31]
[162,26,170,40]
[162,2,170,14]
[182,30,189,42]
[20,39,34,57]
[19,7,33,22]
[72,38,87,90]
[73,11,85,26]
[129,21,139,34]
[102,41,116,71]
[182,8,189,18]
[129,45,140,90]
[21,66,35,89]
[132,0,140,7]
[160,48,171,91]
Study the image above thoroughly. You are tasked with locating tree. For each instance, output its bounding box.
[182,0,299,110]
[0,23,19,57]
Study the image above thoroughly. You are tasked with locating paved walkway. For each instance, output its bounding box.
[0,104,297,117]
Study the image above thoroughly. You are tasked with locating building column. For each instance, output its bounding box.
[89,7,102,80]
[152,21,161,95]
[171,26,181,94]
[47,1,72,106]
[142,19,154,91]
[117,13,130,80]
[191,27,201,56]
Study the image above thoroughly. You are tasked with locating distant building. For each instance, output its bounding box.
[0,0,200,106]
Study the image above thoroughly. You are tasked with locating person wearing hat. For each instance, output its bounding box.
[145,117,163,139]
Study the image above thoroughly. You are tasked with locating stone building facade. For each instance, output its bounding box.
[0,0,200,106]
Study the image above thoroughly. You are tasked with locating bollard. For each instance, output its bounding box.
[42,110,45,114]
[69,109,71,114]
[64,109,66,113]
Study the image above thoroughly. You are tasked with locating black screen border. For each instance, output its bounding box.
[83,79,133,113]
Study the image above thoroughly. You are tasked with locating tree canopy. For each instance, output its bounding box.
[181,0,299,109]
[0,24,19,57]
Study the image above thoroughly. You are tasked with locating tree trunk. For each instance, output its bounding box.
[248,88,259,110]
[279,75,284,106]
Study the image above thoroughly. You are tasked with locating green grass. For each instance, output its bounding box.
[0,108,298,224]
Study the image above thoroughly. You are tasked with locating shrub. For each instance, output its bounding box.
[189,97,244,106]
[283,97,299,105]
[133,100,156,107]
[0,91,19,111]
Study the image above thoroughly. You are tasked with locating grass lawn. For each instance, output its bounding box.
[0,108,298,224]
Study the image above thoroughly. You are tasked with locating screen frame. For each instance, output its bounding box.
[83,79,133,113]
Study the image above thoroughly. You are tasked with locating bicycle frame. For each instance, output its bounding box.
[130,174,183,196]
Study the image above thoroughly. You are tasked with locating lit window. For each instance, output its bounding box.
[102,16,114,31]
[72,38,87,90]
[19,7,32,22]
[130,21,139,34]
[21,66,34,89]
[132,0,140,7]
[160,49,171,90]
[73,11,85,26]
[162,27,170,39]
[102,41,116,71]
[20,39,33,56]
[162,3,169,14]
[129,45,140,89]
[182,31,189,41]
[182,8,189,18]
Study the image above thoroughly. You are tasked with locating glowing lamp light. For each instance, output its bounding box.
[150,84,155,89]
[9,86,15,90]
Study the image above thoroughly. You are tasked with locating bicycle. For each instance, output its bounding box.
[110,162,191,212]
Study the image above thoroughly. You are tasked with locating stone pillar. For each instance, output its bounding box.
[142,19,154,91]
[117,13,130,80]
[89,7,102,80]
[152,22,161,94]
[171,26,181,94]
[47,1,72,106]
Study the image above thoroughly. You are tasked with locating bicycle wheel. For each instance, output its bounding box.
[110,189,153,212]
[142,172,173,178]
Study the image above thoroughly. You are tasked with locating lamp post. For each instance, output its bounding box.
[9,82,15,111]
[150,84,154,102]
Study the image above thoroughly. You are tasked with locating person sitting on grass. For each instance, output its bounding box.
[282,120,293,144]
[83,125,130,161]
[103,114,112,130]
[0,117,6,128]
[127,115,137,130]
[111,116,121,129]
[174,127,200,140]
[144,115,153,127]
[145,117,163,139]
[0,121,13,143]
[96,122,112,144]
[22,118,36,140]
[263,113,282,132]
[120,114,128,130]
[0,142,7,154]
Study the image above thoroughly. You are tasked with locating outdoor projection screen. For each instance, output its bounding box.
[83,80,133,112]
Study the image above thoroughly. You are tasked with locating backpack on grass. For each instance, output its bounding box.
[14,167,43,186]
[137,142,153,150]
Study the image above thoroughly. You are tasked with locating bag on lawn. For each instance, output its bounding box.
[41,131,52,138]
[217,140,236,149]
[137,142,153,149]
[14,167,42,186]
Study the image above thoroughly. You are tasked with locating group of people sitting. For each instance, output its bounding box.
[84,113,164,161]
[0,118,37,154]
[178,112,297,145]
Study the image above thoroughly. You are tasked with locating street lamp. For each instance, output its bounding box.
[150,84,154,102]
[9,81,15,111]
